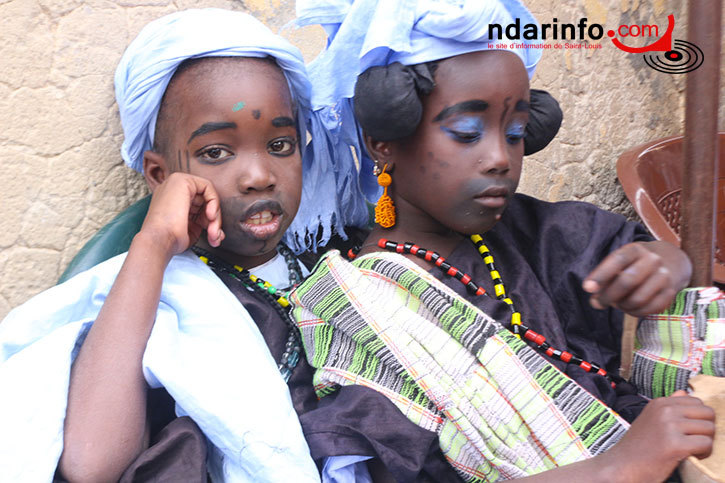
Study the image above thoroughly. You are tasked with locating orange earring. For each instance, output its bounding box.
[375,164,396,228]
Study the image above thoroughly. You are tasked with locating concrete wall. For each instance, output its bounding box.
[1,0,723,319]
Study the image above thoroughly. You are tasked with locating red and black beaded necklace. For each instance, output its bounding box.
[349,235,615,387]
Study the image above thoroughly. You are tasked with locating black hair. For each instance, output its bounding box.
[353,61,438,142]
[352,59,562,155]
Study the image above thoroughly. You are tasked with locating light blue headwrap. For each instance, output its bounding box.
[115,8,369,252]
[297,0,543,203]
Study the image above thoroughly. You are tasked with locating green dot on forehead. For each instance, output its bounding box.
[232,101,246,112]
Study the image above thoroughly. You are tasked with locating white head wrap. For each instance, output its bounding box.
[115,8,369,252]
[296,0,544,202]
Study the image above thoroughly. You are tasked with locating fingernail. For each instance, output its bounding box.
[582,280,599,293]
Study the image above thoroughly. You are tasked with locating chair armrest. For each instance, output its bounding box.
[57,196,151,283]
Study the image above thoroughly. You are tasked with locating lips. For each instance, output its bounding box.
[476,186,510,198]
[237,200,284,240]
[473,185,510,208]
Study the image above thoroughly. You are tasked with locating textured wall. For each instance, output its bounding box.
[1,0,722,319]
[524,1,724,214]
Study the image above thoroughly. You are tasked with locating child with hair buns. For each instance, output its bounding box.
[289,1,715,481]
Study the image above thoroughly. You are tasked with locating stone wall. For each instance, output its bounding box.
[1,0,723,319]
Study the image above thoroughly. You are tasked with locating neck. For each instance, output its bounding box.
[361,224,464,274]
[194,238,278,269]
[361,195,466,264]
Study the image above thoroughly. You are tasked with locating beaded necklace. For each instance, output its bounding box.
[355,236,615,387]
[192,244,303,382]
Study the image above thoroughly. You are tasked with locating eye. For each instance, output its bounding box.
[268,137,297,156]
[441,116,484,144]
[505,132,524,145]
[449,130,482,143]
[505,123,526,145]
[197,146,234,164]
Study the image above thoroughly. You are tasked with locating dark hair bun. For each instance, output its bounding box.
[353,62,435,141]
[524,89,563,155]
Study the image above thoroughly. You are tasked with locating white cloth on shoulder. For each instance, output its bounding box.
[0,251,319,482]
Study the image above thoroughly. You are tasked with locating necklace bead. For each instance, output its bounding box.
[470,235,522,328]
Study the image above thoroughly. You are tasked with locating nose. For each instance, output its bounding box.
[237,154,276,193]
[479,133,511,175]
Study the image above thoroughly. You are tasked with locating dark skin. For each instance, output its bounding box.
[360,50,710,482]
[59,58,303,482]
[145,57,302,268]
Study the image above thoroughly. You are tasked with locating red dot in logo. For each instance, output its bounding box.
[664,50,683,61]
[607,29,615,37]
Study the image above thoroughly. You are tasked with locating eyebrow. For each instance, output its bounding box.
[432,100,489,122]
[187,122,237,144]
[271,116,296,128]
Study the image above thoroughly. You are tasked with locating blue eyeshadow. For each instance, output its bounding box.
[441,116,485,143]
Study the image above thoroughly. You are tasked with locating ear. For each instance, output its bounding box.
[143,150,170,192]
[364,135,396,171]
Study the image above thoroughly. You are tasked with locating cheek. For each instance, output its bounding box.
[395,156,435,197]
[188,164,236,197]
[422,147,467,187]
[397,154,468,220]
[280,157,303,214]
[509,148,523,187]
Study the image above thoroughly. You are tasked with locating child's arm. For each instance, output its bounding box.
[518,391,714,483]
[365,391,713,483]
[58,173,223,482]
[582,241,692,317]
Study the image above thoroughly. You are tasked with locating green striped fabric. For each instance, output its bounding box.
[290,251,629,482]
[630,287,725,398]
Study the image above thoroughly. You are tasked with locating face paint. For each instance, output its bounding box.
[187,122,237,143]
[440,116,485,144]
[252,109,261,119]
[195,146,235,165]
[505,121,526,145]
[271,116,295,128]
[232,101,246,112]
[432,100,488,122]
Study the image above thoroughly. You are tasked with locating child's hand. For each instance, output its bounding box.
[140,172,225,258]
[605,391,714,483]
[582,241,692,316]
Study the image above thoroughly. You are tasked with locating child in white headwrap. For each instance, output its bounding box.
[0,8,369,482]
